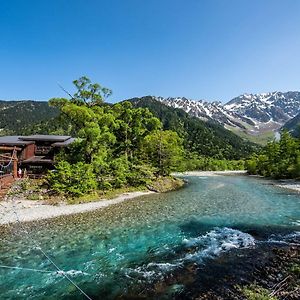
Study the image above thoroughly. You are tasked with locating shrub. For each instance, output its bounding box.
[239,285,277,300]
[47,161,97,197]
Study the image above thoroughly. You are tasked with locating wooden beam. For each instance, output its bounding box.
[0,154,13,159]
[0,146,22,151]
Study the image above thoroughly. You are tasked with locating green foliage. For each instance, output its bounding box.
[47,161,97,197]
[66,186,147,204]
[147,176,185,193]
[72,76,112,106]
[239,285,277,300]
[46,77,184,195]
[290,263,300,275]
[142,130,184,175]
[178,153,245,171]
[27,193,41,201]
[111,101,161,159]
[108,156,130,188]
[125,163,156,186]
[282,111,300,137]
[246,130,300,178]
[130,96,258,160]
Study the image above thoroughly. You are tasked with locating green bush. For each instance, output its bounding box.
[47,161,97,197]
[178,153,245,171]
[240,285,277,300]
[126,163,156,186]
[246,130,300,179]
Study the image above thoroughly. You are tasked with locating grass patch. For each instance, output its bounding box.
[238,284,278,300]
[230,128,275,146]
[27,194,42,201]
[290,263,300,276]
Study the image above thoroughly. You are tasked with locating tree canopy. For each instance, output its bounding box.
[245,130,300,179]
[47,77,184,196]
[130,96,257,160]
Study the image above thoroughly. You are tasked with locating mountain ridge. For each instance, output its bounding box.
[1,90,300,145]
[129,96,257,159]
[154,91,300,143]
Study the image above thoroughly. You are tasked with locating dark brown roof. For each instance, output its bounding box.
[0,136,34,146]
[0,135,75,147]
[20,135,71,142]
[52,138,76,147]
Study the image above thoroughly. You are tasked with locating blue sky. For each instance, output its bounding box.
[0,0,299,103]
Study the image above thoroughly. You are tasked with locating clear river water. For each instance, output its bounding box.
[0,175,299,299]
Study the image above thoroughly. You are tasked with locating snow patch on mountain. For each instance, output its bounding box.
[155,91,300,136]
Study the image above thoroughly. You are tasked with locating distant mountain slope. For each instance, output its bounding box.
[129,96,257,159]
[282,112,300,137]
[156,96,250,129]
[3,92,296,149]
[0,100,59,135]
[156,91,300,144]
[225,91,300,122]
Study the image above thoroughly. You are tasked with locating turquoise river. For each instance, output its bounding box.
[0,175,299,299]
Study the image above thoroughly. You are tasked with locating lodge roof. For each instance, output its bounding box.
[20,135,71,142]
[0,136,34,146]
[52,138,76,147]
[0,135,75,147]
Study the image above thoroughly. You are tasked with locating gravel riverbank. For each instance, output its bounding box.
[0,191,154,225]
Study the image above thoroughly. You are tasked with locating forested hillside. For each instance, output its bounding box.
[0,100,58,135]
[0,96,258,161]
[282,112,300,137]
[246,130,300,179]
[129,96,257,160]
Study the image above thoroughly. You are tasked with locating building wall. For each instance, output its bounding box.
[22,144,35,160]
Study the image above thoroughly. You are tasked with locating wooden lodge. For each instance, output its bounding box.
[0,135,75,178]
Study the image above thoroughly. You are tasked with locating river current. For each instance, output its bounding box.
[0,175,299,299]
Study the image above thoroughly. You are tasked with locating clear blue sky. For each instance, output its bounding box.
[0,0,299,103]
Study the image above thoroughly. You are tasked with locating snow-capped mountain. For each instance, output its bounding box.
[156,91,300,136]
[155,96,252,130]
[225,92,300,123]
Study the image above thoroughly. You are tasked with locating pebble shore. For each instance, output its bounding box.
[0,191,154,225]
